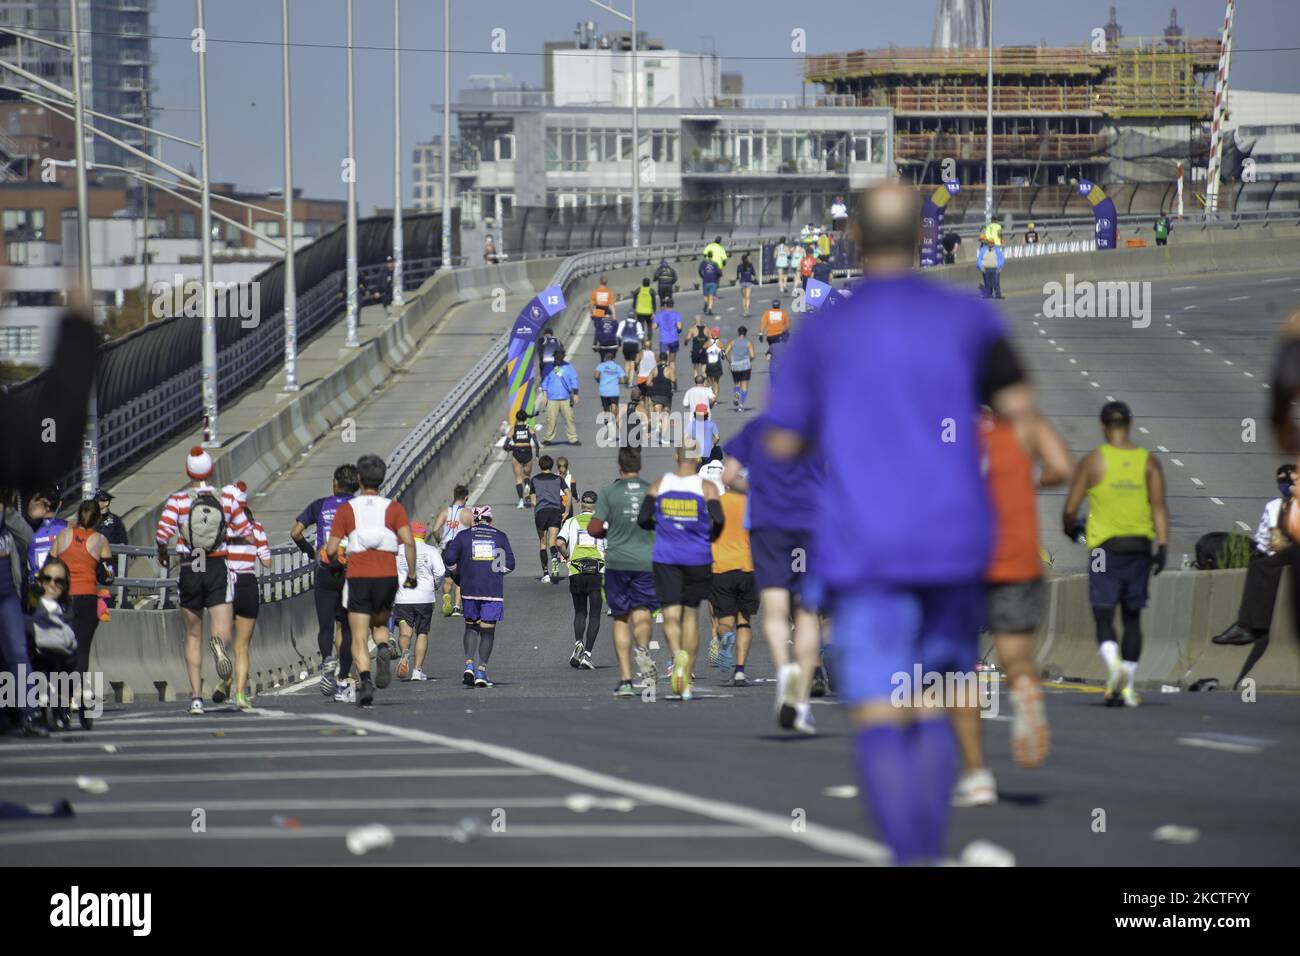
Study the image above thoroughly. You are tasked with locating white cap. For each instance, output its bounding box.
[698,460,725,494]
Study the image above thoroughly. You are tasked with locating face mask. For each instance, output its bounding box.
[1280,482,1293,498]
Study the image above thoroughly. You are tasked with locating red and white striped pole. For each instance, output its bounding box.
[1205,0,1235,215]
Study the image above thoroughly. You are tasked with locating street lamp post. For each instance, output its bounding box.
[587,0,639,248]
[196,0,219,445]
[391,0,404,307]
[69,0,97,497]
[345,0,359,345]
[438,0,452,272]
[282,0,299,391]
[984,0,994,226]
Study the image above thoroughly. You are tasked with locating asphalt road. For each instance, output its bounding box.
[3,264,1298,866]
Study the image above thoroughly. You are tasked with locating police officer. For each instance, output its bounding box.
[94,491,128,550]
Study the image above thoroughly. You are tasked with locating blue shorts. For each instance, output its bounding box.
[462,598,504,624]
[662,341,679,354]
[751,527,813,602]
[1088,549,1152,610]
[830,582,985,705]
[605,568,656,616]
[703,282,718,296]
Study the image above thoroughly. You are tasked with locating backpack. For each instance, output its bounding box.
[1193,531,1253,570]
[620,318,641,343]
[183,490,226,553]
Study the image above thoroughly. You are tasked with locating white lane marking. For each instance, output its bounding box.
[1069,358,1077,364]
[1033,312,1042,318]
[1203,348,1213,353]
[0,747,448,764]
[1210,497,1224,506]
[1080,370,1090,376]
[1056,347,1065,352]
[1263,384,1272,390]
[1106,395,1116,402]
[1171,459,1184,467]
[0,725,353,740]
[823,785,859,799]
[1090,381,1100,388]
[69,796,640,814]
[1183,305,1198,311]
[0,824,767,847]
[1236,521,1253,532]
[1177,330,1185,335]
[1245,372,1255,378]
[1048,339,1056,345]
[0,733,390,750]
[1139,427,1151,435]
[1156,445,1168,452]
[1224,360,1233,366]
[1,767,538,787]
[1171,286,1198,291]
[1177,736,1266,755]
[1228,296,1250,302]
[302,710,891,864]
[1192,340,1200,346]
[1190,477,1204,487]
[1261,277,1293,283]
[1038,328,1046,334]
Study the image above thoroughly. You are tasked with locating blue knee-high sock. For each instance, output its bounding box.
[912,717,959,862]
[854,724,922,864]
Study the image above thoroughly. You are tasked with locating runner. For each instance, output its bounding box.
[618,311,646,385]
[704,328,725,399]
[737,254,757,317]
[699,252,721,316]
[682,374,715,422]
[155,446,253,716]
[723,414,824,733]
[774,238,791,295]
[653,258,677,302]
[290,463,358,697]
[537,326,562,386]
[590,275,614,325]
[324,454,418,708]
[504,408,541,509]
[593,305,620,362]
[589,446,659,697]
[624,385,650,449]
[48,498,113,721]
[555,456,577,522]
[759,299,790,363]
[633,277,656,331]
[1062,401,1169,708]
[222,483,272,711]
[646,354,675,445]
[725,326,756,412]
[798,245,817,299]
[635,346,657,393]
[442,505,515,688]
[394,521,445,682]
[686,404,721,462]
[703,464,757,686]
[530,455,567,583]
[952,405,1072,807]
[559,490,607,670]
[594,349,627,425]
[688,315,711,379]
[653,295,683,384]
[430,484,469,616]
[639,445,724,700]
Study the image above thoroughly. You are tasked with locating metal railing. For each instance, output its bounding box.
[108,544,315,609]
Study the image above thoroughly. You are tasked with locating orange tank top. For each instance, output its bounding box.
[983,416,1040,583]
[64,527,102,596]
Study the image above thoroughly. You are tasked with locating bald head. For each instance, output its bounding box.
[853,182,922,270]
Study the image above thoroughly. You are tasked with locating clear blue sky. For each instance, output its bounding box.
[148,0,1300,213]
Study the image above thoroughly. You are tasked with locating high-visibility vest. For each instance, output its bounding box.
[985,222,1003,246]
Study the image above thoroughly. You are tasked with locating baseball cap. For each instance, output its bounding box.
[472,505,493,522]
[411,521,428,538]
[694,403,708,413]
[772,299,781,307]
[580,489,598,504]
[93,490,114,503]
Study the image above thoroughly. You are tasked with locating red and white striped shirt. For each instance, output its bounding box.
[156,483,251,558]
[225,519,270,576]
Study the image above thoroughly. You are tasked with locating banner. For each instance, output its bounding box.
[919,181,960,268]
[1077,179,1118,251]
[506,284,567,424]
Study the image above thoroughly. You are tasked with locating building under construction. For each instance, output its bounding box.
[805,6,1222,216]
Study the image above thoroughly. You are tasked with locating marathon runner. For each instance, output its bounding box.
[324,454,418,707]
[699,252,721,316]
[653,296,683,384]
[1062,401,1169,708]
[725,326,756,412]
[559,490,607,670]
[290,463,358,697]
[618,312,646,385]
[774,238,792,295]
[653,258,677,302]
[155,447,253,715]
[952,404,1072,807]
[594,350,627,425]
[702,462,757,685]
[530,455,567,582]
[430,484,469,616]
[442,505,515,688]
[590,276,614,325]
[639,444,725,700]
[758,299,790,363]
[589,446,659,697]
[633,277,656,331]
[704,329,725,399]
[394,521,445,682]
[646,354,675,445]
[556,456,577,523]
[737,254,757,317]
[688,315,710,379]
[537,326,562,387]
[222,483,271,710]
[504,409,541,509]
[682,374,715,422]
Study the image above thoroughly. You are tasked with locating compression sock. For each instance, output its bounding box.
[359,670,371,683]
[912,717,959,863]
[462,623,480,659]
[540,549,548,573]
[477,630,495,664]
[1120,607,1143,665]
[854,724,921,865]
[515,482,524,500]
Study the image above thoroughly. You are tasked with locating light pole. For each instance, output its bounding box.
[196,0,218,445]
[344,0,359,345]
[282,0,299,391]
[588,0,639,247]
[438,0,451,272]
[391,0,404,307]
[69,0,96,497]
[984,0,994,226]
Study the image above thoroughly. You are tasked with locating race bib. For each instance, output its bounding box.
[472,540,496,562]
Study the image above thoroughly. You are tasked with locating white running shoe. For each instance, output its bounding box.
[579,650,595,670]
[569,640,584,669]
[951,768,998,808]
[540,573,552,584]
[334,678,356,703]
[792,702,816,735]
[188,697,204,716]
[410,668,429,682]
[776,662,801,729]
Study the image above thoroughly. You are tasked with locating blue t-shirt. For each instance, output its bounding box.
[686,419,719,460]
[297,494,353,551]
[652,475,712,566]
[699,260,721,283]
[654,310,681,346]
[726,415,822,531]
[766,273,1009,589]
[444,524,515,601]
[596,360,624,397]
[28,517,67,576]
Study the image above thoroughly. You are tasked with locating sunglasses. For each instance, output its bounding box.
[38,574,68,587]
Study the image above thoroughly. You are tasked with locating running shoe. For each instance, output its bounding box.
[614,681,636,698]
[717,631,736,672]
[792,702,816,735]
[654,610,664,624]
[776,662,801,729]
[1121,686,1141,708]
[452,605,463,617]
[357,677,375,707]
[1009,676,1050,768]
[441,594,454,616]
[569,640,584,668]
[670,650,690,696]
[373,642,394,689]
[474,667,494,688]
[516,498,526,509]
[730,670,749,687]
[462,661,476,687]
[579,651,595,670]
[211,677,231,705]
[707,635,721,667]
[1103,660,1123,707]
[235,692,253,711]
[550,556,561,580]
[396,650,412,681]
[951,769,998,808]
[188,697,204,716]
[810,666,828,698]
[410,668,429,682]
[680,684,695,701]
[334,678,355,703]
[209,635,233,680]
[320,655,338,696]
[633,645,656,686]
[540,573,552,584]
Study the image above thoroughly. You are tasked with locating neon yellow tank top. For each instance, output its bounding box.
[1086,444,1155,549]
[635,286,654,315]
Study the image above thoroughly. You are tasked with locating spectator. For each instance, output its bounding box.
[812,255,833,285]
[830,196,849,232]
[941,230,962,265]
[1,490,40,736]
[24,556,77,732]
[1154,215,1171,247]
[976,239,1004,299]
[49,499,113,713]
[540,348,581,446]
[484,233,498,264]
[1024,222,1040,245]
